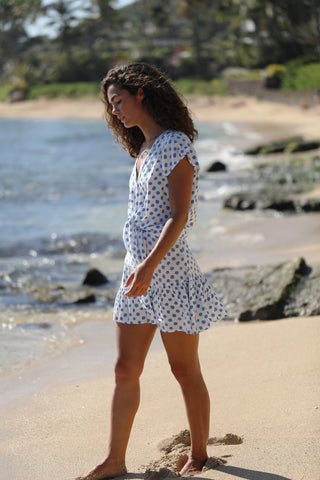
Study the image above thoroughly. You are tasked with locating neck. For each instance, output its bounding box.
[138,116,166,143]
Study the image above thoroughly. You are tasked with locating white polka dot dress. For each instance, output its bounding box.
[113,130,227,334]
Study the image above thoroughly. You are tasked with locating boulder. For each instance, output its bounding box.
[205,258,312,321]
[82,268,109,286]
[207,161,227,172]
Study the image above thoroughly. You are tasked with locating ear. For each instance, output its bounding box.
[136,87,144,101]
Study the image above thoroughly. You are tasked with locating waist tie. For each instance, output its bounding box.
[124,219,187,264]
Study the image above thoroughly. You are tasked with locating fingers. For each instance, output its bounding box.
[124,272,134,288]
[124,280,147,297]
[124,273,148,297]
[123,264,153,297]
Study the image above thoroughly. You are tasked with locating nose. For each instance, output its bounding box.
[112,104,119,115]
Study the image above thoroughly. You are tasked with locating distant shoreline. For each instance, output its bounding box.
[0,94,319,140]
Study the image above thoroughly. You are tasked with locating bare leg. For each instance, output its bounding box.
[160,331,210,477]
[76,323,157,480]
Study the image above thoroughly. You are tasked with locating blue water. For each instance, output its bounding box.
[0,117,256,376]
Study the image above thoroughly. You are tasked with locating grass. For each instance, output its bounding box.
[28,82,101,99]
[0,81,102,101]
[0,78,227,102]
[174,78,227,96]
[0,84,13,102]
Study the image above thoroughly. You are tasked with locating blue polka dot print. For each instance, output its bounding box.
[113,130,227,334]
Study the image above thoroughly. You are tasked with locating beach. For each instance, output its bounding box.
[0,95,320,480]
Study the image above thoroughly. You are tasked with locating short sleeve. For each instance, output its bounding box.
[160,131,199,177]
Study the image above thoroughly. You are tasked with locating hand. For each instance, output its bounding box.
[124,261,154,297]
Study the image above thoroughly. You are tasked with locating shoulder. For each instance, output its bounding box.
[163,130,191,142]
[161,130,194,150]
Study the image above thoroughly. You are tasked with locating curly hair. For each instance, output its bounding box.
[101,63,198,158]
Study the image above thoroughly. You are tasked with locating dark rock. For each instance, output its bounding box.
[244,137,320,155]
[291,140,320,153]
[224,193,320,213]
[206,258,312,321]
[238,310,253,322]
[298,198,320,212]
[74,294,96,304]
[265,198,296,212]
[222,151,320,215]
[244,137,303,155]
[207,161,227,172]
[82,268,109,286]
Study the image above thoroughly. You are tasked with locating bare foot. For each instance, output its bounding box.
[75,460,127,480]
[178,456,208,477]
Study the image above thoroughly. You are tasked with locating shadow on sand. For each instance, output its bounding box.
[193,465,292,480]
[114,465,292,480]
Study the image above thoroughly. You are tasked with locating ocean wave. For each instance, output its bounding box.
[0,232,123,258]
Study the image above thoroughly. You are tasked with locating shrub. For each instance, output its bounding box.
[265,64,286,89]
[0,84,12,102]
[174,78,227,96]
[27,82,101,99]
[282,62,320,90]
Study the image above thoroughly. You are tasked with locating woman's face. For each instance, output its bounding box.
[107,84,145,129]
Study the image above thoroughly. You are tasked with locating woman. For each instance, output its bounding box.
[76,63,226,480]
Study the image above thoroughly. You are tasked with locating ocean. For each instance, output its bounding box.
[0,117,259,377]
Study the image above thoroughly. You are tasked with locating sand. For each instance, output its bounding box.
[1,95,320,480]
[1,316,319,480]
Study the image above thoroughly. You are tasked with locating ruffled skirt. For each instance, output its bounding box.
[113,232,227,334]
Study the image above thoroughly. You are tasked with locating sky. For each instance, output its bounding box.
[25,0,136,38]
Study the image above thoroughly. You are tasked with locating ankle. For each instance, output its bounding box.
[189,452,208,463]
[102,456,126,467]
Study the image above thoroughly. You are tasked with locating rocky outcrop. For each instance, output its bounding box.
[8,255,320,322]
[223,151,320,213]
[224,192,320,212]
[206,258,319,321]
[245,137,320,155]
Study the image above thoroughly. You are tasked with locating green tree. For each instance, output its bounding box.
[0,0,41,70]
[42,0,94,81]
[246,0,320,63]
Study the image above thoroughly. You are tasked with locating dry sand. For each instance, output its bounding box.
[1,95,320,480]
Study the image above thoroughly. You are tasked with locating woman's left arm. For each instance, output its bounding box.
[124,155,194,297]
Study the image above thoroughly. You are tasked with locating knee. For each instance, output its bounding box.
[169,361,198,387]
[114,357,144,383]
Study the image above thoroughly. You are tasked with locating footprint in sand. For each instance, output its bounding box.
[143,430,243,479]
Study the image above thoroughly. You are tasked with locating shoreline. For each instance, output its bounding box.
[0,94,319,140]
